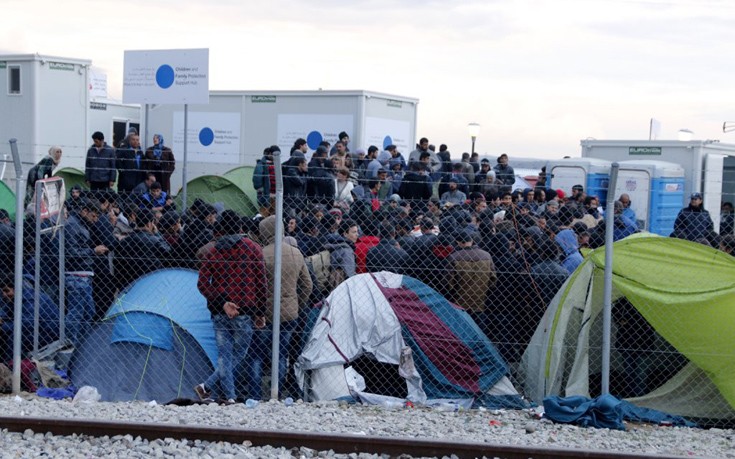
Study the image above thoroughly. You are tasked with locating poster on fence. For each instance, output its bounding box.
[36,177,65,223]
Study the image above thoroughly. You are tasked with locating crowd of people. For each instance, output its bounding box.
[1,129,734,401]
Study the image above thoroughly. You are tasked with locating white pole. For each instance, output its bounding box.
[270,148,284,401]
[601,162,619,395]
[8,139,25,394]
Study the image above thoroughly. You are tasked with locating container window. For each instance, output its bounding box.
[8,66,20,94]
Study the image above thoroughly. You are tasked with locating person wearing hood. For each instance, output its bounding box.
[196,211,267,403]
[388,157,405,195]
[555,228,584,275]
[144,134,176,194]
[324,219,358,288]
[245,215,312,400]
[385,144,406,170]
[25,146,62,206]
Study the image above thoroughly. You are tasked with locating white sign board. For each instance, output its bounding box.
[277,114,354,161]
[36,177,65,221]
[123,49,209,104]
[364,117,411,153]
[172,112,241,164]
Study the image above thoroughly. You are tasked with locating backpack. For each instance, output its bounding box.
[305,249,331,293]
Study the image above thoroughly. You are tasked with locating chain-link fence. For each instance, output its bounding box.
[1,154,734,425]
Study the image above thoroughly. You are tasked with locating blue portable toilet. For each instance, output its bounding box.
[614,160,685,236]
[547,158,611,204]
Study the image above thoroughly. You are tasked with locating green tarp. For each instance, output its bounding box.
[53,167,87,194]
[175,175,257,217]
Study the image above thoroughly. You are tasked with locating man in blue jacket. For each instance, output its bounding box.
[64,200,109,346]
[85,132,116,191]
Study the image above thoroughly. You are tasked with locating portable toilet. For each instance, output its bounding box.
[547,158,611,204]
[614,160,685,236]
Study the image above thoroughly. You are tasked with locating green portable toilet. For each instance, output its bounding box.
[0,181,16,222]
[174,175,257,217]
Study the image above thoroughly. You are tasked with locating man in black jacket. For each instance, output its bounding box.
[116,133,146,194]
[284,157,308,215]
[85,131,116,191]
[113,209,171,291]
[398,161,433,211]
[307,146,335,206]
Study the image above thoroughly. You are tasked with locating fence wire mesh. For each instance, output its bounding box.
[1,154,734,426]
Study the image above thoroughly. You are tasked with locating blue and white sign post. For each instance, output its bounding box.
[123,48,209,210]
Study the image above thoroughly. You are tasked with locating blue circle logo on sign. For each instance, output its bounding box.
[306,131,323,150]
[199,127,214,146]
[383,136,393,149]
[156,65,175,89]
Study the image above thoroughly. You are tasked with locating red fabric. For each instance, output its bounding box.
[268,163,276,194]
[6,359,37,392]
[375,283,481,393]
[354,236,380,274]
[197,237,267,315]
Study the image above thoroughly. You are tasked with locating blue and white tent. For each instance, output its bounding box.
[296,272,527,409]
[70,269,217,402]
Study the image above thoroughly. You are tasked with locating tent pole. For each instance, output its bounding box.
[601,162,620,395]
[270,148,284,401]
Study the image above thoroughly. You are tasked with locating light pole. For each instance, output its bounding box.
[467,122,480,155]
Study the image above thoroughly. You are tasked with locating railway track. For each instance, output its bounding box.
[0,416,690,459]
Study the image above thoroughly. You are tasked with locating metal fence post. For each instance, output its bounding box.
[270,148,284,401]
[601,162,619,395]
[9,139,25,394]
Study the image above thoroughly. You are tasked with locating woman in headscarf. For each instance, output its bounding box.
[25,146,62,206]
[144,134,176,194]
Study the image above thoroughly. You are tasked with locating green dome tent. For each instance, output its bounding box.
[0,180,16,222]
[223,166,258,210]
[174,175,257,217]
[53,167,87,194]
[522,234,735,423]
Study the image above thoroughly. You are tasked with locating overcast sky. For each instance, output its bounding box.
[4,0,735,159]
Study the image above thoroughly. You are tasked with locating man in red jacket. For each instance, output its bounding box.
[195,211,267,403]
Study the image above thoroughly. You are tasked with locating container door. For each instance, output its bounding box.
[549,166,586,197]
[615,169,650,231]
[703,154,725,233]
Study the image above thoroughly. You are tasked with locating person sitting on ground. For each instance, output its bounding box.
[140,182,175,213]
[112,208,171,291]
[0,273,60,362]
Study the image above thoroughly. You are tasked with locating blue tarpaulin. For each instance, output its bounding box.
[543,394,697,430]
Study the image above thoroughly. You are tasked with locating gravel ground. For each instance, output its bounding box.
[0,394,733,458]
